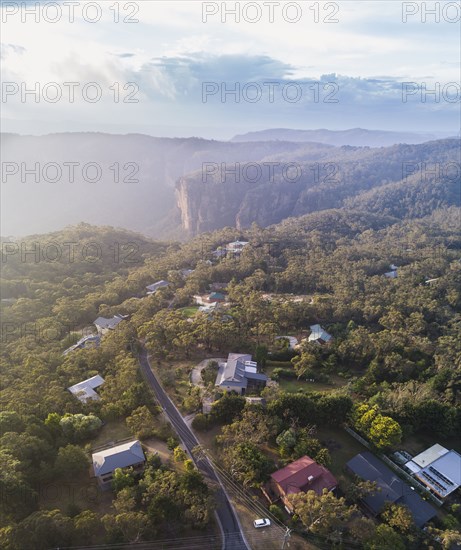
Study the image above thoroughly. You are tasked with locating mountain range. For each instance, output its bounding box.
[1,131,459,238]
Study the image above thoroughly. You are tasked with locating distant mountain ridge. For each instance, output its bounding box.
[2,132,459,239]
[231,128,449,147]
[176,138,460,235]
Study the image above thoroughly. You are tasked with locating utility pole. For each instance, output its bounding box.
[281,527,292,549]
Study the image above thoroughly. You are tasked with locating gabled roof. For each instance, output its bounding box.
[216,353,252,387]
[415,449,461,498]
[346,452,436,527]
[92,440,145,476]
[94,314,125,330]
[308,324,332,343]
[63,334,100,355]
[68,374,105,403]
[227,240,249,249]
[146,280,169,292]
[271,455,337,497]
[216,353,268,389]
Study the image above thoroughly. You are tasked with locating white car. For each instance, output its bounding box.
[253,518,271,529]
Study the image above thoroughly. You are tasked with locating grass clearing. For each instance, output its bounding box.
[91,418,131,449]
[316,426,367,483]
[178,305,200,318]
[265,366,348,394]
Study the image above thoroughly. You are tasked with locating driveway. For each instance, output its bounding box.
[190,357,225,387]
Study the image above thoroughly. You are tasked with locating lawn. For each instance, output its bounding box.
[316,426,368,481]
[265,365,348,394]
[178,305,200,318]
[91,418,132,449]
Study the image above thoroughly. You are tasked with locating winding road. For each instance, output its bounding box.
[138,347,250,550]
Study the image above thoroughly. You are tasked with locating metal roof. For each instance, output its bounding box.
[92,440,145,476]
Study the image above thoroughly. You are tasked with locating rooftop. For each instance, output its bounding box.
[92,440,145,477]
[68,374,105,403]
[215,353,268,388]
[271,455,337,497]
[308,324,332,343]
[94,314,126,330]
[415,449,461,498]
[411,444,450,469]
[146,280,169,293]
[347,451,436,528]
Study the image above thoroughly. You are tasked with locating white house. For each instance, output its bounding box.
[405,444,461,499]
[308,324,332,345]
[67,374,105,403]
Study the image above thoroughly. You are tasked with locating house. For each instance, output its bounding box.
[226,240,249,252]
[92,440,146,488]
[215,353,268,395]
[63,334,100,356]
[346,452,437,528]
[384,265,398,278]
[405,444,461,499]
[93,314,127,335]
[384,270,398,278]
[264,456,337,513]
[308,324,332,345]
[146,280,169,294]
[68,374,105,403]
[207,291,226,303]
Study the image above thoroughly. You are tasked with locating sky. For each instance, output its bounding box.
[1,0,460,139]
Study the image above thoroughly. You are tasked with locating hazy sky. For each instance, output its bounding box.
[1,0,460,138]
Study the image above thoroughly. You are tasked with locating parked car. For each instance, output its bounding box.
[253,518,271,529]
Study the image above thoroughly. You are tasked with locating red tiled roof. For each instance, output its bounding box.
[271,455,337,497]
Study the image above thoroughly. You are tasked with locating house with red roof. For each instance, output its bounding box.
[263,455,337,512]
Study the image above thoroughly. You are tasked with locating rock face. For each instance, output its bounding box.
[175,138,461,235]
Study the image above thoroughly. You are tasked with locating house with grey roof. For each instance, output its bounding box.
[405,444,461,499]
[346,451,436,528]
[215,353,268,395]
[146,280,169,294]
[308,324,332,345]
[94,314,127,335]
[67,374,105,403]
[92,440,146,488]
[63,334,100,356]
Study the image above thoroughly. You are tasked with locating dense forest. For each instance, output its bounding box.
[1,203,460,548]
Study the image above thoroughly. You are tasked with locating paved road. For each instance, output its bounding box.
[138,347,250,550]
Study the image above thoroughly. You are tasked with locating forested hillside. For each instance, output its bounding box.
[176,139,460,234]
[1,208,460,549]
